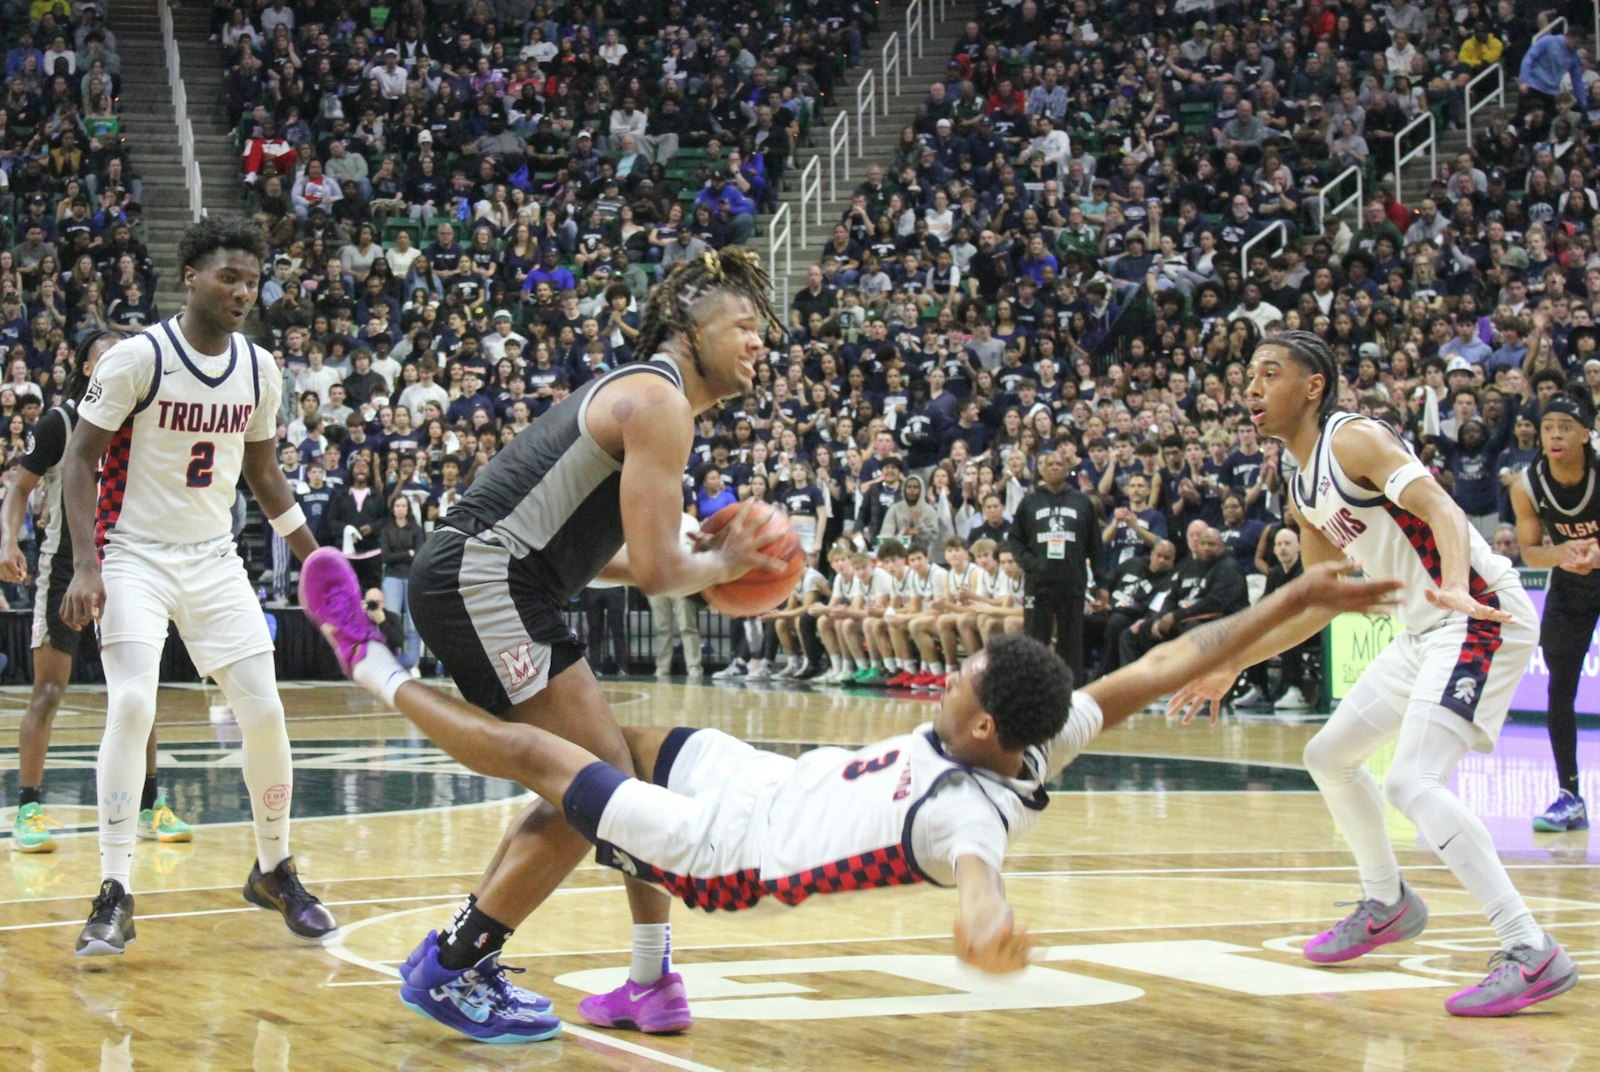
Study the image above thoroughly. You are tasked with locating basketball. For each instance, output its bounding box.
[698,501,806,616]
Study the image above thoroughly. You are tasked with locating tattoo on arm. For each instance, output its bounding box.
[1186,616,1238,655]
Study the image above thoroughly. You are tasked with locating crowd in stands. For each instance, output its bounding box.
[0,0,145,605]
[5,0,1600,704]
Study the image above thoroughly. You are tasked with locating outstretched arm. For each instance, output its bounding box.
[954,855,1034,973]
[1089,561,1400,728]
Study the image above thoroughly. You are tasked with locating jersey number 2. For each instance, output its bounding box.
[186,442,216,488]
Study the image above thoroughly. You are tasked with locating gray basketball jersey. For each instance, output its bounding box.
[439,356,686,603]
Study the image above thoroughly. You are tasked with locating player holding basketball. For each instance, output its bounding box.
[1510,388,1600,831]
[1171,331,1579,1016]
[60,218,336,955]
[302,543,1402,984]
[2,331,193,853]
[393,249,788,1042]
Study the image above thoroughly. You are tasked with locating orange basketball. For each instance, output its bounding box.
[699,502,806,616]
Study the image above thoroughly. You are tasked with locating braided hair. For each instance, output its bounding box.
[633,248,780,377]
[63,328,124,405]
[1258,329,1342,423]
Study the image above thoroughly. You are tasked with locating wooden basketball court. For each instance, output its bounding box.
[2,678,1595,1071]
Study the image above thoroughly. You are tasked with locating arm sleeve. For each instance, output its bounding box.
[17,409,67,476]
[78,336,155,431]
[245,344,282,442]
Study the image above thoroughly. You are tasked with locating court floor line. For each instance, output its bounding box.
[315,915,1600,985]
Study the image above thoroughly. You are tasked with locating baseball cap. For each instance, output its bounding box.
[937,118,951,129]
[1193,20,1209,33]
[578,129,593,139]
[1500,246,1529,270]
[1359,342,1381,360]
[492,309,512,321]
[417,130,433,142]
[1446,356,1474,375]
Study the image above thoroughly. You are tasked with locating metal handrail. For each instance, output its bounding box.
[881,32,901,111]
[828,112,849,202]
[906,0,923,75]
[798,155,822,250]
[158,0,203,222]
[1312,166,1363,237]
[1240,220,1288,275]
[769,202,792,283]
[1534,15,1567,42]
[1393,110,1436,206]
[1463,62,1504,146]
[856,70,875,159]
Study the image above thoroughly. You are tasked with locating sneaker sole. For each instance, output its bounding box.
[138,830,193,842]
[74,932,134,957]
[1447,968,1579,1017]
[401,997,564,1043]
[581,1012,693,1034]
[1532,818,1589,832]
[11,841,56,854]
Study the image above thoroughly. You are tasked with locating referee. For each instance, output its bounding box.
[1008,450,1100,680]
[1510,391,1600,832]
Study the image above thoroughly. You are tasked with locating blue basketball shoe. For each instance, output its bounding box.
[400,932,562,1043]
[400,931,553,1014]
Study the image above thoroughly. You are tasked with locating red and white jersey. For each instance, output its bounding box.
[753,692,1105,890]
[1290,412,1517,634]
[81,319,278,547]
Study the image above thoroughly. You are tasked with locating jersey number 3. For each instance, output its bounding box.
[842,749,901,780]
[186,442,216,488]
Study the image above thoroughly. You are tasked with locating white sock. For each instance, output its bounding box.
[98,643,163,892]
[885,658,900,671]
[840,658,855,674]
[630,922,671,986]
[929,662,944,674]
[351,641,408,706]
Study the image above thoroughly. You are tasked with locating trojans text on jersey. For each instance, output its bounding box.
[156,400,254,435]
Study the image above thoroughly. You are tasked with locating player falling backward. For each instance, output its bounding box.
[1170,331,1579,1017]
[303,548,1398,1037]
[59,218,336,956]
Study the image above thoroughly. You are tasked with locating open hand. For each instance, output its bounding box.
[1424,583,1514,622]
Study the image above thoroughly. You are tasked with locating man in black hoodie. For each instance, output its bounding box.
[1119,526,1248,666]
[1008,450,1100,678]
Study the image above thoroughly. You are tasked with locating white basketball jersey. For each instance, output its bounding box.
[867,566,895,601]
[80,319,279,547]
[975,564,1003,600]
[755,693,1105,893]
[909,563,949,603]
[1290,412,1517,633]
[946,562,978,596]
[997,569,1026,603]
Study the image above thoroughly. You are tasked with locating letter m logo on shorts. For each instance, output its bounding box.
[497,643,543,687]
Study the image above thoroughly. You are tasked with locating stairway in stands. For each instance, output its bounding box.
[764,2,973,305]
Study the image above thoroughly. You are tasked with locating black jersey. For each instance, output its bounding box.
[1521,449,1600,591]
[439,356,686,604]
[17,399,79,560]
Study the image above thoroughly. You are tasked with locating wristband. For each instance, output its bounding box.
[270,503,308,537]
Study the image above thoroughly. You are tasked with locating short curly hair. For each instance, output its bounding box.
[177,215,268,272]
[977,633,1073,751]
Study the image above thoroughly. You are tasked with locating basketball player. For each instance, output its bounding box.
[978,548,1028,645]
[1,332,191,853]
[302,547,1401,981]
[813,544,857,682]
[59,218,336,956]
[928,536,978,676]
[1170,331,1579,1016]
[839,547,893,685]
[894,542,951,689]
[942,537,1002,657]
[1510,389,1600,831]
[392,249,789,1043]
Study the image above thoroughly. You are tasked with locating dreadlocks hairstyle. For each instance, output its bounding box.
[633,248,780,377]
[1259,329,1342,423]
[64,328,125,404]
[176,215,269,273]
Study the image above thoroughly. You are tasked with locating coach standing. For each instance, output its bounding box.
[1008,450,1099,679]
